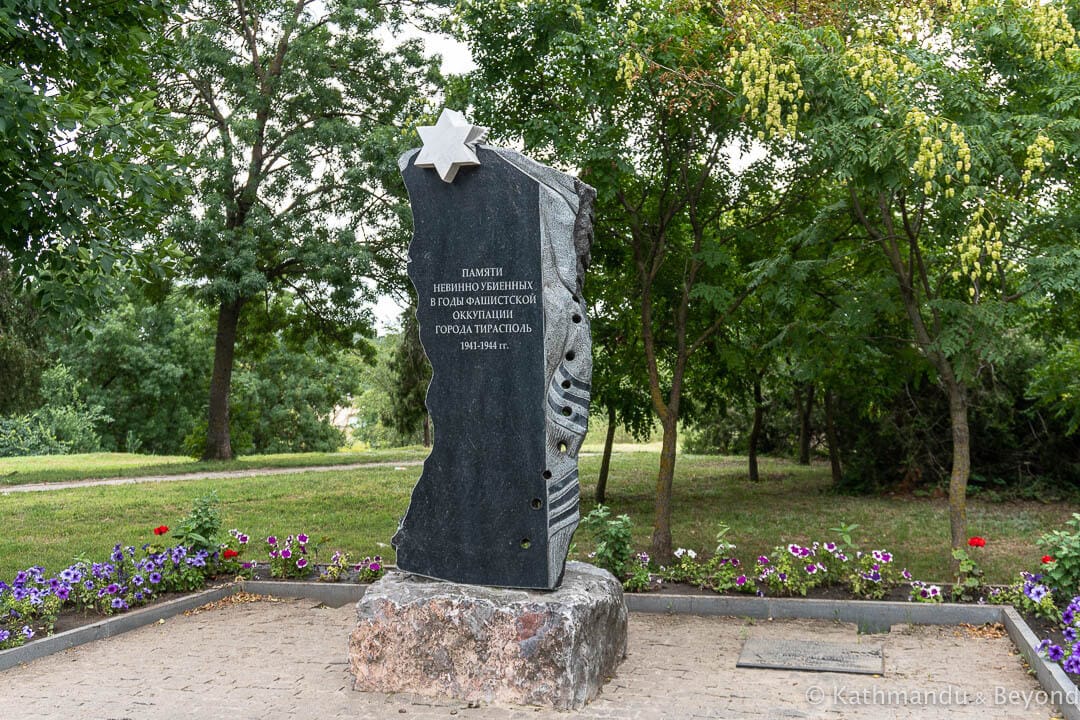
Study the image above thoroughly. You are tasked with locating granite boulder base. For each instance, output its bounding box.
[392,144,595,590]
[348,562,628,710]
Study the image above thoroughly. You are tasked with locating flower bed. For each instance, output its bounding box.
[0,493,386,652]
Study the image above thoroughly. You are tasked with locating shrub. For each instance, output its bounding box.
[582,505,635,580]
[1038,515,1080,599]
[171,492,223,555]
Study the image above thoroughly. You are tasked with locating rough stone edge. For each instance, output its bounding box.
[1002,605,1080,720]
[0,584,237,672]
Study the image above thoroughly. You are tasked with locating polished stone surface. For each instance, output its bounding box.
[393,144,594,589]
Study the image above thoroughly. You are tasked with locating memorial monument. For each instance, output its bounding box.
[349,110,627,709]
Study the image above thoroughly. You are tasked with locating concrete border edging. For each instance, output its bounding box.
[1002,606,1080,720]
[240,580,367,607]
[0,584,237,672]
[625,593,1003,633]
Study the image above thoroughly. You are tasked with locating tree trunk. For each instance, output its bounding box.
[748,379,763,482]
[422,413,431,448]
[595,403,617,505]
[798,383,814,465]
[945,379,970,553]
[823,389,843,486]
[650,415,678,561]
[203,299,244,461]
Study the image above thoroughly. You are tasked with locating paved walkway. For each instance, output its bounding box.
[0,460,426,494]
[0,596,1061,719]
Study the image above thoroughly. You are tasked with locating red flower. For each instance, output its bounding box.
[223,549,240,560]
[1043,555,1055,564]
[153,525,169,536]
[968,536,986,548]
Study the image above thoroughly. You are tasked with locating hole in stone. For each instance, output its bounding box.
[531,498,543,510]
[571,295,579,303]
[521,538,531,549]
[572,314,582,323]
[558,442,568,454]
[565,350,576,361]
[561,406,572,417]
[543,469,552,480]
[561,379,572,389]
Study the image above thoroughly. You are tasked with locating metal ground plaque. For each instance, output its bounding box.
[736,638,884,675]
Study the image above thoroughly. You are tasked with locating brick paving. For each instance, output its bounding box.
[0,597,1062,719]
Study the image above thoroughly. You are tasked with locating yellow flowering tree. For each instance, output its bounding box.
[715,0,1080,554]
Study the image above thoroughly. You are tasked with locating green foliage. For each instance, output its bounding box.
[229,334,358,455]
[0,262,45,414]
[1038,514,1080,598]
[382,305,431,442]
[0,364,108,457]
[162,0,440,457]
[58,292,213,455]
[0,587,60,650]
[829,522,860,552]
[351,333,427,448]
[267,533,320,580]
[1028,340,1080,436]
[951,548,985,602]
[1,0,186,315]
[987,574,1061,623]
[172,492,223,556]
[582,505,634,579]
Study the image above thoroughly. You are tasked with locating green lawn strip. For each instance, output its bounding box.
[0,448,430,486]
[0,453,1072,585]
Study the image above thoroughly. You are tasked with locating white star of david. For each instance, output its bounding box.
[414,109,488,183]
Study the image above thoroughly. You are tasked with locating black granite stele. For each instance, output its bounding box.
[392,145,595,590]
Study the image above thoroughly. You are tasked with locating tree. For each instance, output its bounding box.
[383,303,432,447]
[1,0,184,314]
[161,0,438,459]
[457,0,811,559]
[58,291,214,454]
[0,260,45,414]
[715,0,1080,552]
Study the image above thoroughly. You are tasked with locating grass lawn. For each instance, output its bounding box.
[0,448,430,486]
[0,450,1074,585]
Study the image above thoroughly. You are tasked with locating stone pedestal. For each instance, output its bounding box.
[348,562,627,709]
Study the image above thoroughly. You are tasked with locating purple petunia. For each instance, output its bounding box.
[1065,654,1080,675]
[296,558,308,569]
[297,533,309,544]
[1026,584,1049,603]
[148,572,163,585]
[1048,645,1066,662]
[22,626,33,640]
[757,556,769,565]
[267,536,277,546]
[281,548,292,559]
[735,575,747,586]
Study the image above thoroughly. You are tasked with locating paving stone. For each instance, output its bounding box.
[0,600,1062,719]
